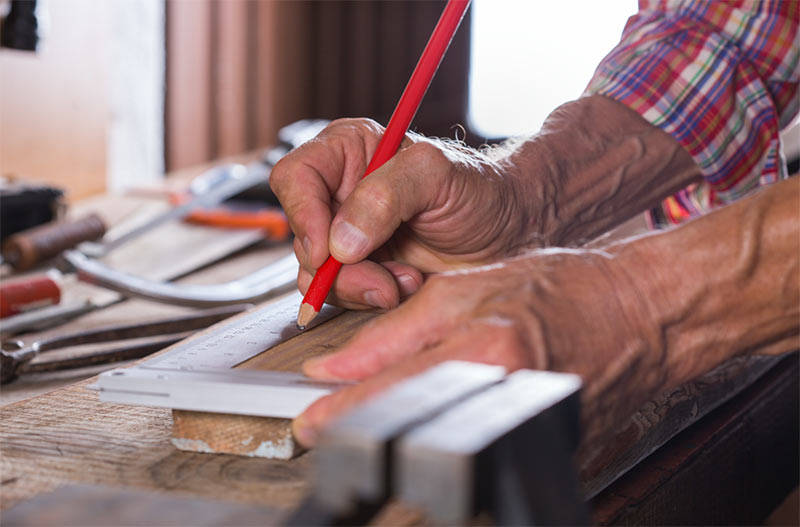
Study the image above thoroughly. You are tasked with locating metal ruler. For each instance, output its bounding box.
[90,292,348,417]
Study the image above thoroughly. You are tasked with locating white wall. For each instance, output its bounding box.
[0,0,164,199]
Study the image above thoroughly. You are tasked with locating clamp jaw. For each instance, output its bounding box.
[288,361,590,526]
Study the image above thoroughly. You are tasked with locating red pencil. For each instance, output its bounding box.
[297,0,471,330]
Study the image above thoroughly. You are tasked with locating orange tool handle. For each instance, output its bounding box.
[169,194,290,240]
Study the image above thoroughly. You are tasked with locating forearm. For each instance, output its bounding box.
[498,95,701,246]
[613,176,800,387]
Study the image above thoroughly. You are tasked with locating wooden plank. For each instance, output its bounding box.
[2,484,278,526]
[170,309,378,459]
[591,352,798,525]
[0,379,311,515]
[579,354,780,498]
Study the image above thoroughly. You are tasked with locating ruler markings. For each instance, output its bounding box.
[142,292,343,371]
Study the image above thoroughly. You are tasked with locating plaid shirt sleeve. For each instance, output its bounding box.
[585,0,799,227]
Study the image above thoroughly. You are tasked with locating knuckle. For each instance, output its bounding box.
[269,158,300,197]
[354,181,397,218]
[328,117,382,137]
[268,160,288,191]
[487,326,531,370]
[405,141,448,170]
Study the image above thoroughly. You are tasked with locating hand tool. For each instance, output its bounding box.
[90,292,343,409]
[0,179,63,242]
[297,0,472,329]
[168,170,290,239]
[0,270,61,318]
[0,303,250,384]
[1,120,329,333]
[0,300,96,337]
[77,163,268,259]
[289,362,589,527]
[2,213,106,270]
[78,118,328,260]
[64,251,299,308]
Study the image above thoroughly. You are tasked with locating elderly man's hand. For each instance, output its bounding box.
[270,97,700,311]
[291,245,668,449]
[269,118,536,311]
[291,176,800,452]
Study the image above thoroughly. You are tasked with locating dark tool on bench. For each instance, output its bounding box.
[287,361,590,526]
[0,304,249,384]
[0,179,64,243]
[2,214,106,271]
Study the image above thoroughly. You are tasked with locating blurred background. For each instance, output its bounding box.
[26,0,800,204]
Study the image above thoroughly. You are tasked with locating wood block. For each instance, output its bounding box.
[170,308,378,459]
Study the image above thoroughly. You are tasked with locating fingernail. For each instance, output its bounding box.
[364,289,390,309]
[397,274,420,296]
[330,221,369,259]
[302,236,313,268]
[303,356,328,377]
[293,416,317,447]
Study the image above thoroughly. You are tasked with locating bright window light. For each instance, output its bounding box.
[469,0,638,138]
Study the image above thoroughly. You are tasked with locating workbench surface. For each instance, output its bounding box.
[1,182,797,525]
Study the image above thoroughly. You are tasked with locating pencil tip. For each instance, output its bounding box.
[297,302,319,330]
[296,324,306,331]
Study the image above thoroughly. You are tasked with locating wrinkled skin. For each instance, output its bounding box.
[291,247,668,452]
[270,94,798,455]
[292,177,799,454]
[269,118,535,311]
[270,96,701,311]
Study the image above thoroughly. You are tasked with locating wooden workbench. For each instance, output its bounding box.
[1,183,797,525]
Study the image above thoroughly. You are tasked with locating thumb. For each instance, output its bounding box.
[328,142,450,264]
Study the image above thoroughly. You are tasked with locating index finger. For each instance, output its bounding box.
[269,119,383,269]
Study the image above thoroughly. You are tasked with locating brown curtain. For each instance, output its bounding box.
[165,0,473,172]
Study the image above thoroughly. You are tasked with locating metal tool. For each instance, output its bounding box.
[79,164,267,258]
[64,251,299,308]
[91,291,343,407]
[0,300,97,337]
[79,118,328,260]
[289,362,590,526]
[0,303,250,384]
[57,120,330,307]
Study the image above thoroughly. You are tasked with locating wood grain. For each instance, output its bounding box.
[591,353,798,525]
[1,380,311,516]
[2,484,278,526]
[579,354,780,498]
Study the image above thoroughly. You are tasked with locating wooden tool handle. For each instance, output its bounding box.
[2,213,106,270]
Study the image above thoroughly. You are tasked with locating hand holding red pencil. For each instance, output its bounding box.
[272,0,479,328]
[270,119,533,310]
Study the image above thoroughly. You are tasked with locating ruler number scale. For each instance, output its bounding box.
[144,292,342,371]
[92,291,346,417]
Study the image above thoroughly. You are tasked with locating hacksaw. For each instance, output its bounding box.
[90,292,349,418]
